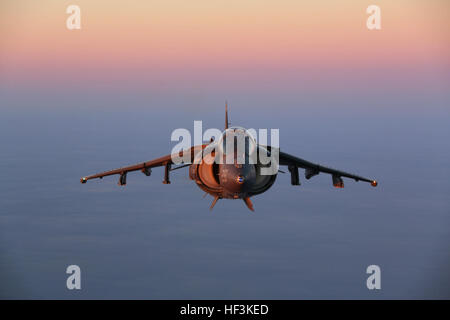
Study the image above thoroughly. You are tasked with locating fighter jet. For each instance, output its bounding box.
[80,104,377,211]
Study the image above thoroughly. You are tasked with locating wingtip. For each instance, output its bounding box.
[371,180,378,187]
[80,177,87,184]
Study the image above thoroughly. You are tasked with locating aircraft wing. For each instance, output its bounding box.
[277,149,377,188]
[80,144,207,185]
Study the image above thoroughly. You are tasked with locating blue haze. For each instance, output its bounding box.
[0,93,449,299]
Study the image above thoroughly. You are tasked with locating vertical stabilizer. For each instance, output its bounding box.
[225,101,229,130]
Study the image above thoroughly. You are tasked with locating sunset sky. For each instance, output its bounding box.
[1,0,449,110]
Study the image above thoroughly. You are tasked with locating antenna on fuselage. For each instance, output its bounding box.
[225,101,229,130]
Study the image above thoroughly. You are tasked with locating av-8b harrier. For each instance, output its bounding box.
[81,104,377,211]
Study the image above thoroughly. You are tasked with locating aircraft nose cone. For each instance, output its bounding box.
[219,164,256,195]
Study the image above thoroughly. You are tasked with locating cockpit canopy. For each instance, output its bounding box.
[217,127,257,164]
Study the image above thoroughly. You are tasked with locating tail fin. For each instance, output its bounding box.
[225,101,229,130]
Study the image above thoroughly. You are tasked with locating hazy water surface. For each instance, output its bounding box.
[0,104,449,299]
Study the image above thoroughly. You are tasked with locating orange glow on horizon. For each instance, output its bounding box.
[0,0,448,93]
